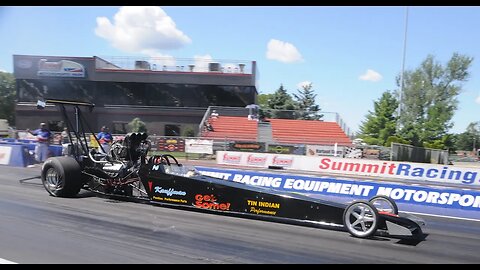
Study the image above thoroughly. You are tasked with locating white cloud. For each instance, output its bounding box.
[297,81,312,89]
[95,6,191,56]
[266,39,303,63]
[475,95,480,104]
[359,69,382,82]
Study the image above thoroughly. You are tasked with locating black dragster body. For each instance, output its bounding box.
[38,99,425,240]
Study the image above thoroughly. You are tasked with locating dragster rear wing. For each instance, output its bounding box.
[37,99,95,110]
[36,98,99,160]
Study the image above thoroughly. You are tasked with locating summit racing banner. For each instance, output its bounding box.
[216,151,480,187]
[196,166,480,211]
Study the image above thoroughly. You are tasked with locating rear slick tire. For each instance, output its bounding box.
[41,156,83,198]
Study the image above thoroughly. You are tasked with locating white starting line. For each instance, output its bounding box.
[0,258,17,264]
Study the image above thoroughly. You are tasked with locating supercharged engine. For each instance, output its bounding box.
[83,132,151,197]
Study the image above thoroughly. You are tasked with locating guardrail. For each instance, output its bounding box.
[96,56,254,74]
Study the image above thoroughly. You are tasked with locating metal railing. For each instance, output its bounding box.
[95,56,253,74]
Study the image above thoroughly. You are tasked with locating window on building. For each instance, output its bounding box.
[112,122,128,134]
[47,120,64,132]
[165,124,180,136]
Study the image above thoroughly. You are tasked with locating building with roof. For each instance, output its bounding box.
[13,54,258,135]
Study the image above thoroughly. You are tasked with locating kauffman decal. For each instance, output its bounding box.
[154,186,186,196]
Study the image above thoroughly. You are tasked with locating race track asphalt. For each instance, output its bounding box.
[1,165,480,264]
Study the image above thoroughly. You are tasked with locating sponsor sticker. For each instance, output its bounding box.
[194,194,231,211]
[246,154,267,166]
[247,199,280,215]
[222,153,241,164]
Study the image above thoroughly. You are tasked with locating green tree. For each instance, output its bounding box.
[396,53,473,148]
[0,72,16,126]
[293,82,323,120]
[265,84,297,118]
[454,122,480,151]
[358,91,399,146]
[257,93,273,108]
[128,117,147,133]
[257,93,273,120]
[182,125,195,137]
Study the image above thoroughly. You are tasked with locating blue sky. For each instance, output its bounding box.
[0,6,479,134]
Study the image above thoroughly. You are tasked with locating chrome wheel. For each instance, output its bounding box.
[343,201,378,238]
[44,167,64,193]
[41,157,82,197]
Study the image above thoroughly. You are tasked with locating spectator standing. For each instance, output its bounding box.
[210,110,219,119]
[205,120,214,132]
[97,126,113,154]
[27,122,51,163]
[61,127,70,144]
[60,127,71,156]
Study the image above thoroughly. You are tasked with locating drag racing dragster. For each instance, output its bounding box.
[39,99,426,240]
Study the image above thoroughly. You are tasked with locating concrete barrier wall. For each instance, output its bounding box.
[0,144,34,167]
[216,151,480,188]
[0,141,63,167]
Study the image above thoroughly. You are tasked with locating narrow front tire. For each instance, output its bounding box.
[343,200,379,238]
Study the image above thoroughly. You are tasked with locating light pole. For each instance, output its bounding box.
[473,136,476,152]
[397,6,409,131]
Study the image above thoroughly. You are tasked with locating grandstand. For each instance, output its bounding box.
[269,118,352,145]
[201,116,258,141]
[200,114,352,146]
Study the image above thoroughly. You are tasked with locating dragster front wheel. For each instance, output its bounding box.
[343,200,379,238]
[369,195,398,215]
